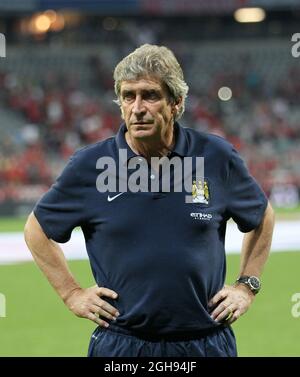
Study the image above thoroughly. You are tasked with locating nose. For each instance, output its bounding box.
[132,95,146,116]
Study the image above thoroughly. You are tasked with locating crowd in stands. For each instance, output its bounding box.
[0,44,299,207]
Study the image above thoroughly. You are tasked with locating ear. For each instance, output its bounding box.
[120,106,125,120]
[172,97,183,115]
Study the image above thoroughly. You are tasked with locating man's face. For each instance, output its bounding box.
[119,77,176,141]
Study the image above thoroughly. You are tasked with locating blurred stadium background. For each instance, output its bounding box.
[0,0,300,356]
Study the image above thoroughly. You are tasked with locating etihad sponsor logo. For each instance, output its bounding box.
[190,212,212,221]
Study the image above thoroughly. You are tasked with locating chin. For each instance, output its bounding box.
[132,130,155,139]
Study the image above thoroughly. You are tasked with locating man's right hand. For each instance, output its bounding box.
[64,286,120,327]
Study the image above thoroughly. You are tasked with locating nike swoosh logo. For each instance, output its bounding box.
[107,193,125,202]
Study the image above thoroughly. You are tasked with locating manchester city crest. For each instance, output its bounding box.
[192,179,210,204]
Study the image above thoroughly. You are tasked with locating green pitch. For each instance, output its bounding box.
[0,252,300,356]
[0,217,28,232]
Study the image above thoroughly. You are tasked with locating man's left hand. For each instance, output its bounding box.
[208,284,255,325]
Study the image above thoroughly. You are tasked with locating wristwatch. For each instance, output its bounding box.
[236,275,261,295]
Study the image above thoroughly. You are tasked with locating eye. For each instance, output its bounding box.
[145,91,160,101]
[122,92,135,102]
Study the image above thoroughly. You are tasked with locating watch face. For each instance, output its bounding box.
[249,276,261,290]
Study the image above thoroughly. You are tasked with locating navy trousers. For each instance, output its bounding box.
[87,325,237,357]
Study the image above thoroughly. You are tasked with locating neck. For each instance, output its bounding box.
[125,126,175,161]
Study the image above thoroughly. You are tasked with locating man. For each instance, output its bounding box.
[24,44,275,357]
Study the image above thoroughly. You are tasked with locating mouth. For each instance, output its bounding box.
[131,122,154,131]
[133,122,153,125]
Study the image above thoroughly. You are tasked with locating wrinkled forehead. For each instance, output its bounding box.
[120,76,171,95]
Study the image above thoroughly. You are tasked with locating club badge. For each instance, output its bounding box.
[192,179,210,204]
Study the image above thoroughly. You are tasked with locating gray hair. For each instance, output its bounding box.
[113,44,189,120]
